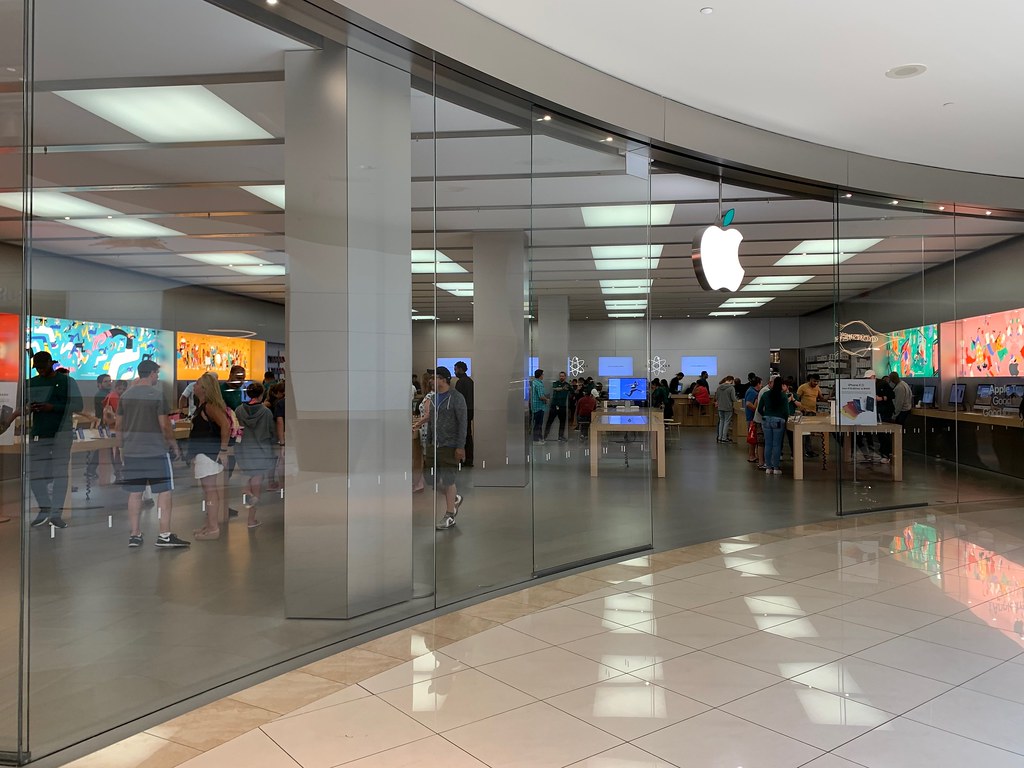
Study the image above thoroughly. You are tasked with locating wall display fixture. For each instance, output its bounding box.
[176,332,267,381]
[607,376,648,402]
[437,357,471,376]
[942,308,1024,378]
[598,356,634,376]
[681,355,718,376]
[29,316,171,380]
[875,324,938,377]
[0,313,19,381]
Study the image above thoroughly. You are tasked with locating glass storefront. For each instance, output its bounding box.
[0,0,1021,762]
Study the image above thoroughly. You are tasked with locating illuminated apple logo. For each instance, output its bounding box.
[692,208,744,292]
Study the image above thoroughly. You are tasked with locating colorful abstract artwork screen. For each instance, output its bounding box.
[944,309,1024,378]
[176,332,266,381]
[875,324,938,378]
[29,316,171,380]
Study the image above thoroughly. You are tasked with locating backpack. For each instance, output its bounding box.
[225,406,244,442]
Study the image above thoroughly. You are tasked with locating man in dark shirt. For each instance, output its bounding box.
[453,361,474,467]
[428,367,467,530]
[668,373,683,395]
[544,371,572,442]
[85,373,112,479]
[26,351,83,528]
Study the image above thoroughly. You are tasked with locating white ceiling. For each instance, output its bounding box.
[454,0,1024,178]
[1,0,1021,325]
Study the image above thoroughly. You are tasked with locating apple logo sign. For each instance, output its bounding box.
[692,208,744,292]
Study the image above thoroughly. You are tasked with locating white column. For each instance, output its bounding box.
[537,295,569,380]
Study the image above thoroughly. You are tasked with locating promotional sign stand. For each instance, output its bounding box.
[835,377,878,485]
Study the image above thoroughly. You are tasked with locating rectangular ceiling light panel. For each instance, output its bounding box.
[54,85,274,143]
[741,275,813,292]
[241,185,286,209]
[435,282,474,297]
[709,311,749,316]
[608,313,645,318]
[605,300,648,310]
[411,250,467,274]
[592,244,663,271]
[66,218,183,238]
[599,278,653,295]
[581,204,675,227]
[720,297,774,308]
[229,264,287,277]
[181,252,265,267]
[0,190,119,219]
[774,238,882,266]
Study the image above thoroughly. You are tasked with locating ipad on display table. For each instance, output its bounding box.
[948,383,966,405]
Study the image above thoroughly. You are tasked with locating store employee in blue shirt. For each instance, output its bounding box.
[530,369,549,444]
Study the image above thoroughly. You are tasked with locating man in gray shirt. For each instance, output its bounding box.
[888,372,914,427]
[426,365,467,530]
[116,360,189,548]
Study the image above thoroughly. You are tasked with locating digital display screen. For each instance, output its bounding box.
[436,357,470,376]
[876,324,938,377]
[944,308,1024,378]
[176,333,266,381]
[607,377,648,401]
[921,385,936,405]
[30,316,171,380]
[949,383,966,405]
[681,355,718,376]
[604,415,649,425]
[975,384,994,402]
[599,356,634,376]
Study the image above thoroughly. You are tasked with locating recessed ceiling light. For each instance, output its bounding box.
[605,299,647,310]
[938,206,946,211]
[266,0,278,5]
[603,137,614,142]
[591,244,663,270]
[885,63,927,79]
[181,252,264,267]
[599,278,652,295]
[241,184,285,209]
[608,313,644,318]
[710,311,748,317]
[536,115,552,122]
[891,200,899,205]
[986,210,992,215]
[411,249,467,274]
[66,218,182,238]
[436,282,474,297]
[0,190,119,219]
[412,315,436,321]
[54,85,273,143]
[741,275,812,292]
[775,238,881,266]
[720,297,774,308]
[700,7,714,14]
[582,204,675,227]
[843,193,853,199]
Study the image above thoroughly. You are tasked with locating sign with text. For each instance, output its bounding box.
[835,378,878,426]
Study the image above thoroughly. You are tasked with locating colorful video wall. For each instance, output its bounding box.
[29,316,171,380]
[0,313,19,381]
[942,308,1024,378]
[175,333,267,381]
[874,324,938,378]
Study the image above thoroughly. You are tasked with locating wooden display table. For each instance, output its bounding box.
[590,410,666,478]
[787,416,903,481]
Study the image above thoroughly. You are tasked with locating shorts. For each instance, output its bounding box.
[755,422,765,445]
[193,452,225,480]
[425,445,459,489]
[122,453,174,494]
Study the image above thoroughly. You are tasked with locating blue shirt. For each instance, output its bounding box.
[530,378,547,412]
[743,387,759,422]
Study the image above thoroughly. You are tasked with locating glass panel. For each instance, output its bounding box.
[530,111,653,572]
[0,0,25,759]
[430,65,534,604]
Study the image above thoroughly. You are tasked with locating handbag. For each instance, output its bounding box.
[746,421,757,445]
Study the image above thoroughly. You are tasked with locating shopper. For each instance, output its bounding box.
[576,387,597,440]
[668,372,684,395]
[411,373,432,493]
[426,366,467,530]
[177,373,215,418]
[715,375,738,443]
[221,365,246,410]
[744,376,763,463]
[544,371,571,442]
[530,369,548,443]
[85,373,113,479]
[25,351,82,528]
[188,372,231,540]
[453,361,475,465]
[695,370,710,394]
[752,374,774,469]
[234,382,276,528]
[268,381,286,491]
[796,373,824,457]
[889,372,913,427]
[874,369,896,461]
[758,376,792,475]
[116,360,189,548]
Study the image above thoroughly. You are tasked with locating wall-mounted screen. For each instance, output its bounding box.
[681,355,717,377]
[29,316,171,380]
[975,384,994,403]
[176,333,267,381]
[436,357,471,376]
[607,377,648,402]
[942,308,1024,377]
[949,383,966,405]
[0,313,19,381]
[876,324,938,377]
[598,356,633,376]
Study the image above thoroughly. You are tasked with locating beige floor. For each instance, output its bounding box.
[65,502,1024,768]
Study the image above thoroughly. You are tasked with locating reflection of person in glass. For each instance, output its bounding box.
[26,351,83,528]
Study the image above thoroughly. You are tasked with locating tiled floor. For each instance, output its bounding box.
[66,504,1024,768]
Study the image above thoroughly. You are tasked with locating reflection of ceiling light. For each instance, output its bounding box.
[885,63,927,80]
[182,252,264,267]
[609,313,644,318]
[700,6,714,14]
[843,193,853,198]
[54,85,274,143]
[411,249,467,274]
[436,282,473,297]
[605,300,647,310]
[0,190,119,218]
[600,279,652,295]
[229,264,286,276]
[66,218,182,237]
[266,0,278,5]
[592,244,663,271]
[208,329,257,338]
[986,210,992,215]
[741,275,812,292]
[582,204,675,227]
[721,297,773,308]
[412,315,436,320]
[241,185,285,209]
[775,238,881,266]
[710,311,748,316]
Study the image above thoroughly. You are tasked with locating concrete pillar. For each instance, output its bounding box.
[284,44,412,618]
[472,232,528,487]
[537,295,569,380]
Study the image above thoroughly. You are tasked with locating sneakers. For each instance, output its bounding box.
[155,532,190,548]
[30,512,50,527]
[49,517,68,529]
[436,515,456,530]
[453,494,463,520]
[879,456,891,464]
[757,464,767,471]
[766,467,774,475]
[773,469,783,475]
[129,533,144,548]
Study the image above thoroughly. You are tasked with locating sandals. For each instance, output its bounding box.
[193,528,221,540]
[247,520,261,529]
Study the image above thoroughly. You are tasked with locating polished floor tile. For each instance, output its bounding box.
[631,609,756,648]
[854,635,1003,685]
[274,683,371,719]
[377,668,534,732]
[633,709,823,767]
[565,743,679,767]
[546,674,708,741]
[631,650,783,706]
[681,569,790,597]
[691,595,810,630]
[820,598,945,634]
[765,613,897,654]
[791,657,952,715]
[505,606,626,644]
[338,735,488,767]
[559,626,694,674]
[904,686,1024,756]
[177,729,299,768]
[478,645,623,699]
[146,698,279,752]
[749,582,857,613]
[360,651,468,694]
[963,661,1024,705]
[907,615,1024,661]
[706,628,844,678]
[229,670,345,715]
[64,732,200,768]
[439,625,550,667]
[802,755,876,768]
[443,701,622,768]
[569,592,686,626]
[835,716,1024,768]
[721,680,893,750]
[260,695,432,768]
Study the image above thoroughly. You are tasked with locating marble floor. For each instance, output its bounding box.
[66,502,1024,768]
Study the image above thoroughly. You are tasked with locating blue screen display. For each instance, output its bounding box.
[681,355,718,376]
[607,377,648,401]
[599,356,634,376]
[436,357,470,376]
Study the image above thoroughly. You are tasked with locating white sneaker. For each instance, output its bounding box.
[773,469,783,475]
[879,456,891,464]
[766,468,773,475]
[435,515,456,530]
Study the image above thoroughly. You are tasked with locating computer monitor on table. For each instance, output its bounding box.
[948,383,966,406]
[607,377,647,402]
[974,383,993,406]
[920,385,936,407]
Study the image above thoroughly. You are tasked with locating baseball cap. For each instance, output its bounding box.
[435,365,452,381]
[863,370,877,379]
